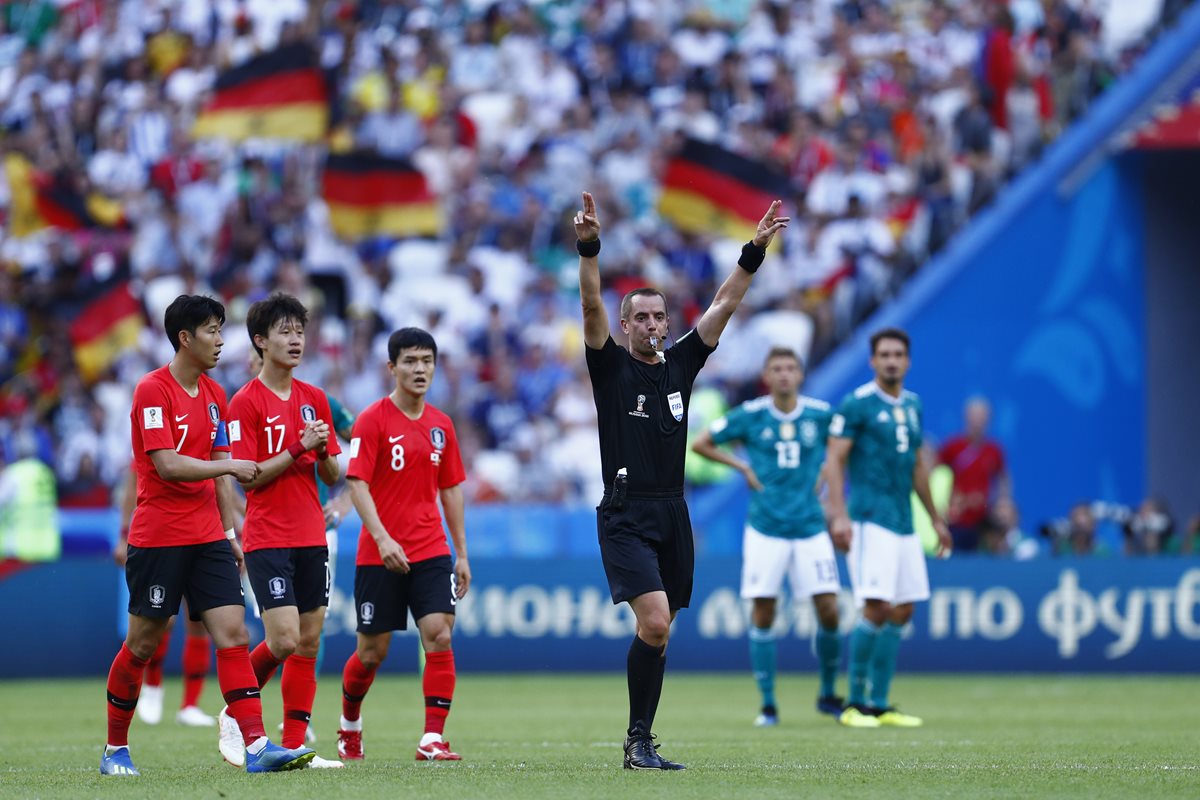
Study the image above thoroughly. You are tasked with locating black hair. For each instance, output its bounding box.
[387,327,438,363]
[164,294,226,352]
[245,293,308,358]
[870,327,910,355]
[763,346,803,370]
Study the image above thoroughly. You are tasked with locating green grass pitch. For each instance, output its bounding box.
[2,673,1196,799]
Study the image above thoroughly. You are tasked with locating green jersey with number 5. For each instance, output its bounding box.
[709,395,831,539]
[829,381,923,535]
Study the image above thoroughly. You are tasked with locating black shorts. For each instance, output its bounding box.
[597,493,695,610]
[245,547,330,614]
[354,555,456,634]
[126,540,244,621]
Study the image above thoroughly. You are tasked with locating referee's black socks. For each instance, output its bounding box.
[627,636,666,736]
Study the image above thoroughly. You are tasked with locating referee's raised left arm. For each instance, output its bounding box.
[575,191,609,350]
[695,200,789,347]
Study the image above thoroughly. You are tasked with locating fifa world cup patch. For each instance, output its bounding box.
[144,407,164,430]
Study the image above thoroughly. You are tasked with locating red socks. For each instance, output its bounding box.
[144,632,170,687]
[422,650,456,736]
[106,644,149,746]
[216,646,266,745]
[250,641,281,689]
[181,634,210,708]
[281,655,317,748]
[340,652,377,722]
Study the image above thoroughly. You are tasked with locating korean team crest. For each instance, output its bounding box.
[149,585,166,607]
[800,420,818,445]
[207,402,220,424]
[268,577,286,599]
[667,391,684,422]
[360,602,375,623]
[779,422,796,441]
[430,427,446,450]
[301,404,317,423]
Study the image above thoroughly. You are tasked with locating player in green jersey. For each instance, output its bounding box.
[823,328,951,728]
[692,347,846,727]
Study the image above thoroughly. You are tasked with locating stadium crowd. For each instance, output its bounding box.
[0,0,1184,529]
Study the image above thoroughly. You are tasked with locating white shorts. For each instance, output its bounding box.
[846,521,930,606]
[740,525,841,600]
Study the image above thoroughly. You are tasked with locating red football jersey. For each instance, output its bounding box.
[129,366,231,548]
[228,377,341,551]
[347,397,465,566]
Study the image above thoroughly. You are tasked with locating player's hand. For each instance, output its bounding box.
[323,501,341,528]
[752,199,790,249]
[377,537,410,574]
[301,421,329,452]
[112,535,128,567]
[229,537,245,570]
[830,513,852,552]
[933,518,953,559]
[740,465,764,492]
[453,557,471,599]
[574,191,601,242]
[227,459,259,483]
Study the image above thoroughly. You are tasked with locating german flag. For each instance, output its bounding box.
[658,138,790,240]
[193,42,327,142]
[68,282,145,383]
[4,154,126,237]
[322,152,441,240]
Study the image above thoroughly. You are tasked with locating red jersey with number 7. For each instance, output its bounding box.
[129,366,231,548]
[346,397,465,566]
[228,377,341,551]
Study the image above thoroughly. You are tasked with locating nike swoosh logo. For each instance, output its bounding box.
[389,435,404,442]
[247,690,260,697]
[266,415,281,423]
[435,699,450,707]
[175,414,188,421]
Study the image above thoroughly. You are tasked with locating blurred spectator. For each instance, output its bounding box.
[938,397,1010,553]
[0,435,61,562]
[1041,501,1116,557]
[1121,497,1175,556]
[978,497,1039,560]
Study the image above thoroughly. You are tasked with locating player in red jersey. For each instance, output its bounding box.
[336,327,470,762]
[101,294,315,776]
[220,293,343,769]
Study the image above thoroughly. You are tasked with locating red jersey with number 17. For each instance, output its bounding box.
[346,397,465,566]
[228,377,341,551]
[129,366,231,548]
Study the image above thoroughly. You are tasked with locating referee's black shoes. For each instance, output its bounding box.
[623,732,686,770]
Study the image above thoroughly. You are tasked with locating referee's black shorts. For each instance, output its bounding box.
[596,489,695,610]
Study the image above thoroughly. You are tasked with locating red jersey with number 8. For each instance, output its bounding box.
[228,377,341,551]
[129,366,231,548]
[346,398,465,566]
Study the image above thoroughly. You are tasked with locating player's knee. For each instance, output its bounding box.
[269,634,299,658]
[639,616,671,645]
[813,594,839,628]
[357,644,387,670]
[424,626,453,652]
[127,635,160,661]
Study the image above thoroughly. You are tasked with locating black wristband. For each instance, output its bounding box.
[576,238,601,257]
[738,241,765,273]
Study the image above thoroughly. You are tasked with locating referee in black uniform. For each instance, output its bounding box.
[574,191,788,770]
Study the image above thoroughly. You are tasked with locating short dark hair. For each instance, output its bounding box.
[870,327,910,355]
[164,294,225,352]
[246,293,308,358]
[619,288,668,321]
[763,346,803,369]
[387,327,438,363]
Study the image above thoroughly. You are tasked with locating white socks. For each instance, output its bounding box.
[246,736,268,755]
[339,715,362,732]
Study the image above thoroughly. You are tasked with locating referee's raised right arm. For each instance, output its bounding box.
[575,191,609,350]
